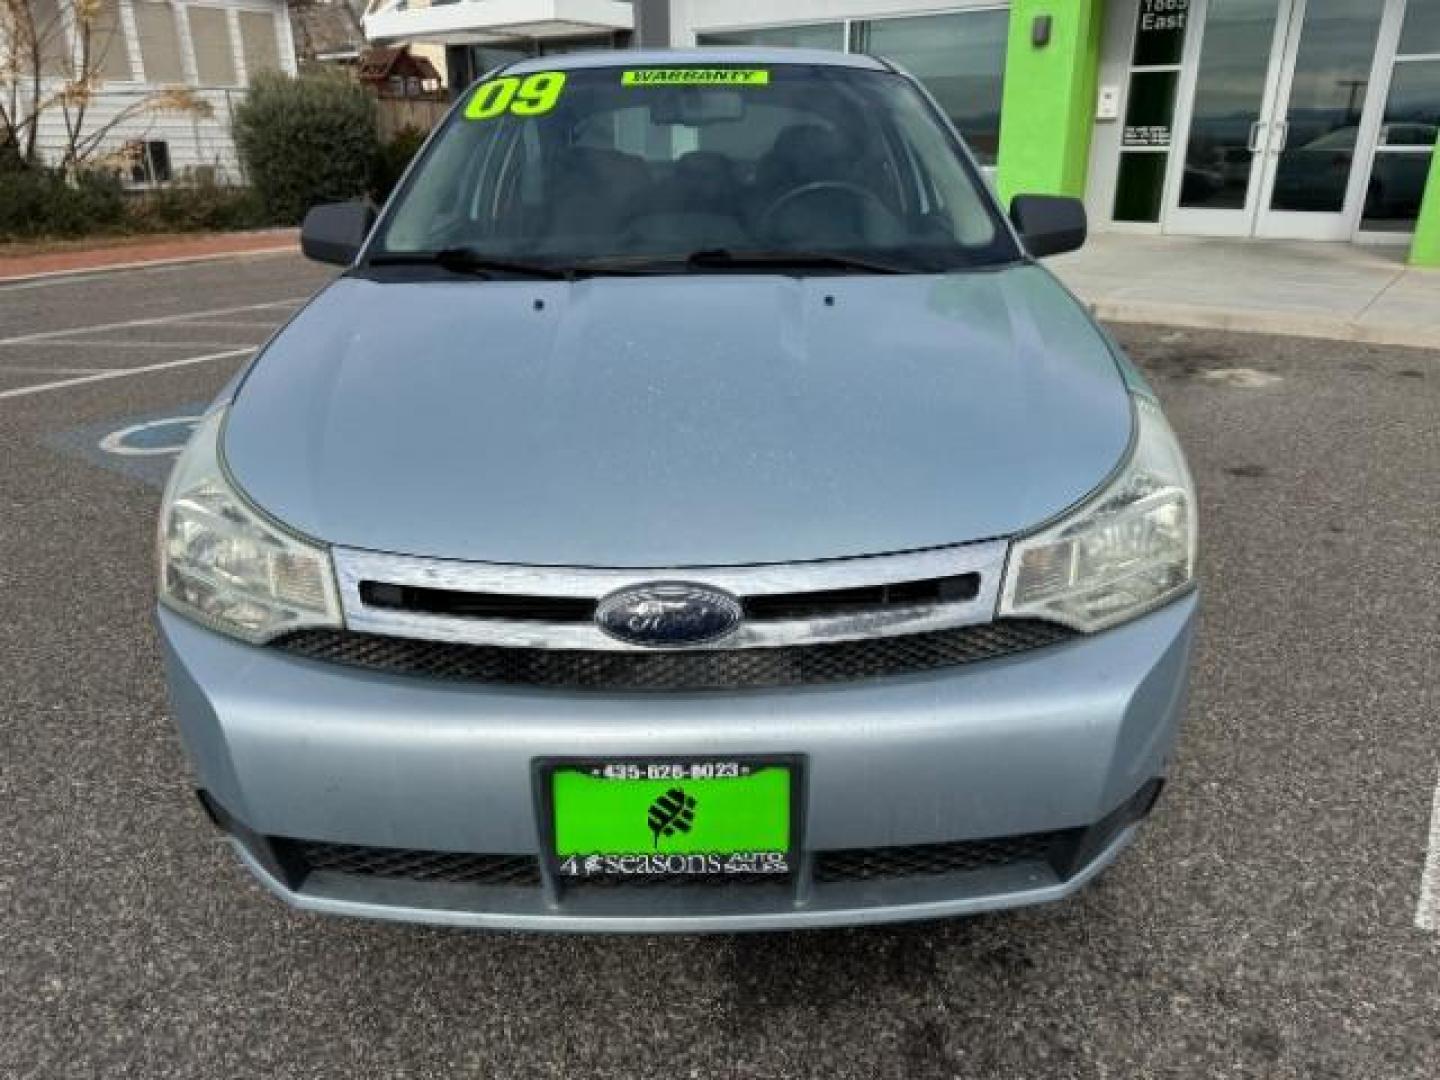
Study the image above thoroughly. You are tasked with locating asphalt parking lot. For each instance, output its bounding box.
[0,255,1437,1078]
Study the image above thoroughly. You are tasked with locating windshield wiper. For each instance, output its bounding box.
[682,249,917,275]
[371,247,940,279]
[560,249,923,277]
[369,248,573,280]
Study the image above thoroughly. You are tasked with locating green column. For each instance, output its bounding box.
[996,0,1106,206]
[1410,143,1440,268]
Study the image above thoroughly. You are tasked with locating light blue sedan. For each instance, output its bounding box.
[157,49,1198,931]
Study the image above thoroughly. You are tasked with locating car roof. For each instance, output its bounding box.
[504,48,892,76]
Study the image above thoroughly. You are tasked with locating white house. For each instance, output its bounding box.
[16,0,298,184]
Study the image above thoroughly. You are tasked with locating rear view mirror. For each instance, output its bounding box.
[301,201,377,266]
[651,90,746,127]
[1010,195,1087,258]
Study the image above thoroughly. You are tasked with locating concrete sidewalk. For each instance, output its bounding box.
[0,228,298,283]
[1051,234,1440,351]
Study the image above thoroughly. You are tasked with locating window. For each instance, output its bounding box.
[238,11,282,80]
[852,10,1010,166]
[188,7,238,86]
[697,12,1010,167]
[1398,0,1440,55]
[379,65,1012,268]
[91,0,135,81]
[1362,1,1440,232]
[24,0,73,76]
[127,139,172,184]
[134,2,185,83]
[697,23,847,52]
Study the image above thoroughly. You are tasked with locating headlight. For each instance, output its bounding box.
[999,395,1196,633]
[158,408,340,644]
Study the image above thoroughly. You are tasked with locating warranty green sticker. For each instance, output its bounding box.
[622,68,771,87]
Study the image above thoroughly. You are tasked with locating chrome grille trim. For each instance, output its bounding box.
[333,542,1009,652]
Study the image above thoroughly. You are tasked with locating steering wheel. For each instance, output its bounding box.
[758,181,892,240]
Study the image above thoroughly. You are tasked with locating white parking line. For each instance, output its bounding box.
[0,299,303,347]
[0,246,295,291]
[169,319,290,330]
[0,364,114,375]
[0,347,256,402]
[0,339,261,350]
[1418,772,1440,932]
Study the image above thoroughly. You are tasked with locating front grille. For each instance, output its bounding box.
[273,619,1075,691]
[357,572,981,625]
[361,581,593,621]
[814,830,1079,885]
[743,573,979,620]
[277,839,542,887]
[260,832,1074,893]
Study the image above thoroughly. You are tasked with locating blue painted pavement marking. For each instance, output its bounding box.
[46,402,207,488]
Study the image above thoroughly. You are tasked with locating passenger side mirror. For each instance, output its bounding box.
[300,201,377,266]
[1010,195,1087,258]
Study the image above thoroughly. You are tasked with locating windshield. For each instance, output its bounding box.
[373,62,1019,273]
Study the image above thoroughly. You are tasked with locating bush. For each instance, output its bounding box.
[127,180,271,233]
[374,125,428,202]
[0,167,275,242]
[234,71,379,225]
[0,167,126,239]
[0,139,25,174]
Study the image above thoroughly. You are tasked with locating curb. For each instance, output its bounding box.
[0,240,299,286]
[1087,299,1440,352]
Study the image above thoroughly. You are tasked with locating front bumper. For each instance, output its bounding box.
[158,594,1197,932]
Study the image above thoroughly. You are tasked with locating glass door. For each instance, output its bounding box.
[1256,0,1391,239]
[1360,1,1440,236]
[1164,0,1400,239]
[1164,0,1292,236]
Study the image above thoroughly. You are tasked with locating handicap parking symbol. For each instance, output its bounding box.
[45,402,208,489]
[97,416,203,457]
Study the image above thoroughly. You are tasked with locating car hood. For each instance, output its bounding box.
[224,266,1131,567]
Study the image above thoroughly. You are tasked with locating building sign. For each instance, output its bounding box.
[1134,0,1190,66]
[1124,125,1172,148]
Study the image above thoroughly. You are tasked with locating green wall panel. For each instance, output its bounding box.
[1411,144,1440,268]
[996,0,1106,206]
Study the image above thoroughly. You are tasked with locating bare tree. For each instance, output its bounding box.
[0,0,211,171]
[0,0,71,162]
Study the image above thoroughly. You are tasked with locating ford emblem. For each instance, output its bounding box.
[596,583,744,647]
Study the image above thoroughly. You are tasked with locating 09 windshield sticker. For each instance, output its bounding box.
[622,69,770,87]
[465,72,567,120]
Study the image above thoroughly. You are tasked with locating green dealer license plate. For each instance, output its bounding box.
[549,760,795,879]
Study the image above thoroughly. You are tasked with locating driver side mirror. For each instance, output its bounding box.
[301,201,377,266]
[1010,195,1087,258]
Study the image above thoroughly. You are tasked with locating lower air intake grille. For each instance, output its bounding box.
[814,831,1079,885]
[280,840,542,887]
[273,619,1075,692]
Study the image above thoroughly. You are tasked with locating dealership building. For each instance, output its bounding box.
[362,0,1440,266]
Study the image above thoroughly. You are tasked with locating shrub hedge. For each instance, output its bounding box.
[127,181,270,233]
[0,168,127,239]
[235,71,379,225]
[0,167,274,241]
